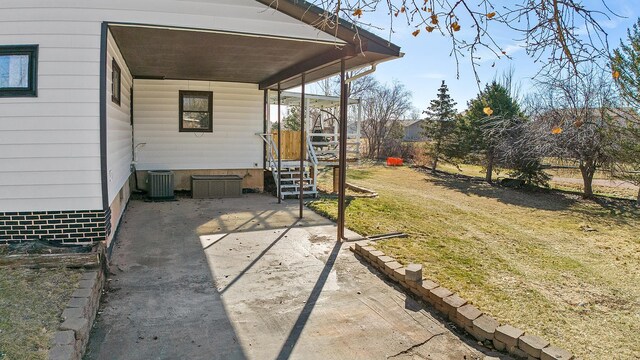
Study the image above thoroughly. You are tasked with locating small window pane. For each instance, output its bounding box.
[179,90,212,132]
[111,59,121,105]
[0,45,38,97]
[182,112,210,129]
[183,94,210,111]
[0,54,29,88]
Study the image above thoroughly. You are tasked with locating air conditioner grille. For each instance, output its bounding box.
[148,170,174,199]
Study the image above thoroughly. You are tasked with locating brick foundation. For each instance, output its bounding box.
[0,209,111,244]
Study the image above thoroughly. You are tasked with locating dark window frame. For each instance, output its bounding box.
[179,90,213,133]
[0,44,38,97]
[111,59,121,106]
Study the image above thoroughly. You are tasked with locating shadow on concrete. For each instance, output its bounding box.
[275,240,342,360]
[191,198,332,237]
[350,252,513,360]
[85,199,251,360]
[91,194,500,359]
[220,219,299,295]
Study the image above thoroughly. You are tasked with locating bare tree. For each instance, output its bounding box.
[527,68,617,198]
[303,0,615,83]
[313,71,378,136]
[317,71,378,99]
[360,81,413,159]
[492,117,551,187]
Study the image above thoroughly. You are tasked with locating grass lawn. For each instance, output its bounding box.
[434,162,639,200]
[309,164,640,359]
[0,265,82,360]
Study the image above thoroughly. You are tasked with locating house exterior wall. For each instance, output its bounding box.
[135,169,264,193]
[133,79,264,190]
[0,0,334,243]
[105,30,133,246]
[0,0,336,43]
[106,31,133,206]
[106,179,129,246]
[0,0,327,213]
[0,18,103,213]
[403,120,426,142]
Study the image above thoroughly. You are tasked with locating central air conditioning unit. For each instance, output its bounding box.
[147,170,174,200]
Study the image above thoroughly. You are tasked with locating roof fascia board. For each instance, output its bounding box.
[254,0,400,56]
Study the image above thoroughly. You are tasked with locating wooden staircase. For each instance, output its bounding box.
[259,126,361,199]
[258,133,318,199]
[275,160,318,198]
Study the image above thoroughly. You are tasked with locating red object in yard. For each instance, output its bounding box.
[386,157,403,166]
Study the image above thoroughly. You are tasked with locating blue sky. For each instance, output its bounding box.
[346,0,638,112]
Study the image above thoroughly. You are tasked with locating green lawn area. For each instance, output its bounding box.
[0,266,81,360]
[309,164,640,359]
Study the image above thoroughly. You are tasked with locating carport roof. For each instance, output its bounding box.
[108,0,401,90]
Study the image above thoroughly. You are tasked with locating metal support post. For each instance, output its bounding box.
[299,74,306,218]
[263,89,269,170]
[337,60,348,241]
[277,84,282,203]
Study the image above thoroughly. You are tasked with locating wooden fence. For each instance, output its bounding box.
[272,130,306,160]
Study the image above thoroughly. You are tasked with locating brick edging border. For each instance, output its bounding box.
[351,241,574,360]
[48,268,105,360]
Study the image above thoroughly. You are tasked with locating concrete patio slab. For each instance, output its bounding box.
[85,194,508,360]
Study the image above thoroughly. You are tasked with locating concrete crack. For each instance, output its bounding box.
[386,333,444,359]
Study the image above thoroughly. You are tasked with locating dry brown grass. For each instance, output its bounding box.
[309,164,640,359]
[0,266,81,360]
[435,162,639,200]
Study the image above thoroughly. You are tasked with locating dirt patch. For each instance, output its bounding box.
[308,235,332,243]
[1,240,93,255]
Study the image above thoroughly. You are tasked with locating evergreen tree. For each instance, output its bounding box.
[421,81,457,173]
[282,106,301,131]
[270,106,302,132]
[463,81,523,183]
[612,19,640,113]
[611,20,640,204]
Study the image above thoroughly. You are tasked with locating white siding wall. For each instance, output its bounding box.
[133,80,263,170]
[106,31,133,204]
[0,0,331,212]
[0,0,337,42]
[0,20,102,212]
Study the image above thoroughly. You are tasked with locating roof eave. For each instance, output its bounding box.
[254,0,401,57]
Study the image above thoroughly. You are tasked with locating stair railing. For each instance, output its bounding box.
[257,132,319,198]
[257,133,279,189]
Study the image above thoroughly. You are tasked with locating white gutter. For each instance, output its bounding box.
[345,63,376,84]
